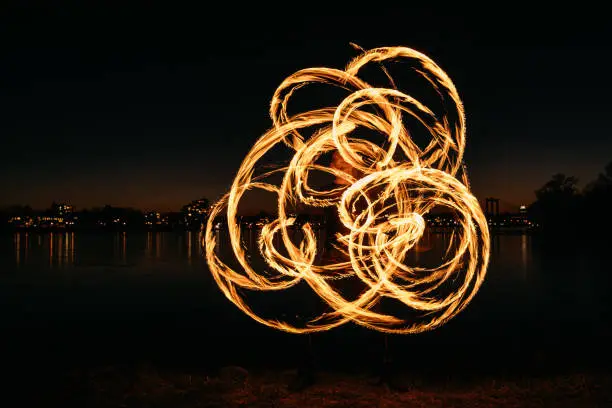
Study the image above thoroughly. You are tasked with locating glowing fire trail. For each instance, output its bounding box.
[202,46,490,334]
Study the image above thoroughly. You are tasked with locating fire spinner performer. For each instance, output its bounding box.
[202,44,490,390]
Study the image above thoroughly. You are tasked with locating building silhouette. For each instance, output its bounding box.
[485,197,500,219]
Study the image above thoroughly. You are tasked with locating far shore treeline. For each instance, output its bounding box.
[2,160,611,240]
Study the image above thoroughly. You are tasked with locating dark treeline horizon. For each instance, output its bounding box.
[3,158,611,218]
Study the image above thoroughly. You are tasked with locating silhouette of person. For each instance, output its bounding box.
[288,150,407,392]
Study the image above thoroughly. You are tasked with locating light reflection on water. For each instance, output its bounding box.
[0,229,603,327]
[0,227,609,377]
[5,230,534,280]
[3,228,541,304]
[6,231,208,270]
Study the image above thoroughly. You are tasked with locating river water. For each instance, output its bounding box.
[1,230,610,375]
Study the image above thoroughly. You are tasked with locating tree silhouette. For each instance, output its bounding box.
[198,198,210,208]
[529,173,581,234]
[5,205,33,217]
[529,162,612,243]
[583,160,612,233]
[585,160,612,193]
[535,173,579,200]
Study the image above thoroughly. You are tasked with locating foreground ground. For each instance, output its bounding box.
[11,364,612,408]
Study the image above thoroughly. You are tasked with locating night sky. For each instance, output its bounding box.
[2,4,611,213]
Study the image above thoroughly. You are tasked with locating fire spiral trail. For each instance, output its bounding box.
[202,45,490,334]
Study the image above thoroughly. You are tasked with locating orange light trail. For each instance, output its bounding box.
[201,45,490,334]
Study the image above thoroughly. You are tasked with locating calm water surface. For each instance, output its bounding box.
[1,230,610,371]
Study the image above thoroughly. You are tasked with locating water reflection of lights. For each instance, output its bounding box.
[113,232,128,264]
[14,233,21,266]
[146,232,153,258]
[58,232,63,267]
[521,233,530,280]
[156,232,162,259]
[145,232,205,262]
[122,232,127,264]
[187,231,203,262]
[145,232,163,259]
[14,232,75,268]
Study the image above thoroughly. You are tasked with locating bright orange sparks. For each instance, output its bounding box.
[201,46,490,334]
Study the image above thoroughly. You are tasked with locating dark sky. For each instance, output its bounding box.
[2,4,611,213]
